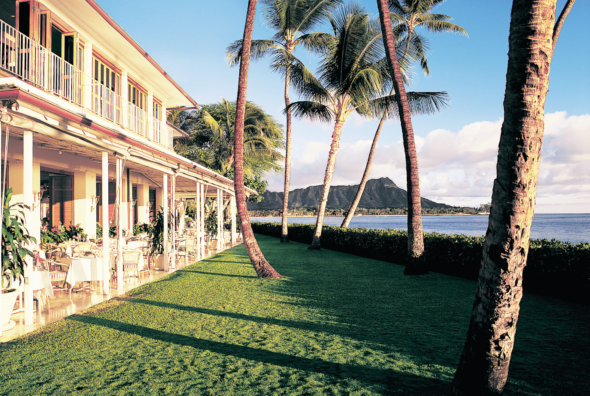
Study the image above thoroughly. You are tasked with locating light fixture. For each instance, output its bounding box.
[90,195,100,212]
[59,151,62,154]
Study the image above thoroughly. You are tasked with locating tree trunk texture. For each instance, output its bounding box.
[309,119,344,249]
[233,0,282,279]
[452,1,556,394]
[281,56,293,243]
[341,111,386,228]
[376,0,426,274]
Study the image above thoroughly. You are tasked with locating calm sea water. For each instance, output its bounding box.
[251,213,590,244]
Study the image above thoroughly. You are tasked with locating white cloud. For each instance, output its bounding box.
[265,112,590,213]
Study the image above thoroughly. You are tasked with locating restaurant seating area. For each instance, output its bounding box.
[1,227,242,343]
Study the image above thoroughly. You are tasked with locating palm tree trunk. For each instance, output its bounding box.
[233,0,282,278]
[309,119,344,249]
[341,111,386,228]
[452,1,556,394]
[377,0,426,274]
[280,56,293,243]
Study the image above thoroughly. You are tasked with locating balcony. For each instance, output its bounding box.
[0,19,171,149]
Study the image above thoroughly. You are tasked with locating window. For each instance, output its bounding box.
[153,101,162,121]
[51,176,73,227]
[93,57,120,94]
[128,83,147,110]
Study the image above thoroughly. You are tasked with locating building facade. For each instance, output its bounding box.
[0,0,241,334]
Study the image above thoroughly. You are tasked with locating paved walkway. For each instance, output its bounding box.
[1,241,239,343]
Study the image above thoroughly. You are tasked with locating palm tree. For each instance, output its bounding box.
[452,0,572,394]
[341,0,467,228]
[234,0,283,279]
[376,0,427,273]
[287,3,448,250]
[176,99,285,178]
[227,0,341,243]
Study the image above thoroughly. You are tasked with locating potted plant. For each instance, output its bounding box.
[148,208,172,270]
[2,188,36,330]
[204,203,218,250]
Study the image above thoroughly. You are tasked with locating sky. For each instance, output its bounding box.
[96,0,590,213]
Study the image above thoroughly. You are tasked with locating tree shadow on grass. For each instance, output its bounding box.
[254,236,590,396]
[67,314,451,395]
[173,269,259,279]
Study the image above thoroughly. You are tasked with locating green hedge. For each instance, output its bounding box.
[252,222,590,304]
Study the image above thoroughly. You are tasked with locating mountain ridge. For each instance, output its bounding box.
[247,177,450,210]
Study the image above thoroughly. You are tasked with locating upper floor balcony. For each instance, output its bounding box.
[0,17,173,150]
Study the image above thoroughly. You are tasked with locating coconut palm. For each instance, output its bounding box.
[175,100,284,178]
[287,3,448,249]
[452,0,573,394]
[233,0,283,278]
[227,0,341,243]
[341,0,467,228]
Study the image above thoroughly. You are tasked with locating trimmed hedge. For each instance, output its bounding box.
[252,222,590,305]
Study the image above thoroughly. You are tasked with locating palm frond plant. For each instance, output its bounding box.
[286,3,448,249]
[175,100,285,179]
[148,207,172,257]
[2,188,36,289]
[227,0,342,243]
[340,0,466,228]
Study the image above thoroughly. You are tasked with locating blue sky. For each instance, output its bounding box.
[97,0,589,213]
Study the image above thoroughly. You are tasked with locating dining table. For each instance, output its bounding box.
[60,257,105,286]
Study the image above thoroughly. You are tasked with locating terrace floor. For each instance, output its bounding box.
[0,234,588,395]
[0,242,237,343]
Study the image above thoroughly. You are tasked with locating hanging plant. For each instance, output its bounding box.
[2,188,36,289]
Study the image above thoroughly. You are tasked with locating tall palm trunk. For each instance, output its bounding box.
[377,0,425,274]
[281,48,293,243]
[452,0,556,394]
[341,110,386,228]
[309,118,344,249]
[234,0,282,278]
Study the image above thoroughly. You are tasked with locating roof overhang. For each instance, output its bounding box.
[43,0,198,108]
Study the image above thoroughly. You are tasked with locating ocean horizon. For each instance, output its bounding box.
[251,213,590,244]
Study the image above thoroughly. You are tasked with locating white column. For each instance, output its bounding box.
[83,42,93,110]
[0,123,3,337]
[23,132,34,325]
[161,102,169,149]
[137,183,149,225]
[200,184,205,258]
[195,182,201,261]
[147,91,154,141]
[116,158,123,289]
[217,189,223,250]
[74,171,97,239]
[163,174,169,271]
[102,153,110,294]
[171,174,176,268]
[231,195,237,245]
[121,71,128,128]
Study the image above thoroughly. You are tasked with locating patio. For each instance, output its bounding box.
[1,238,239,343]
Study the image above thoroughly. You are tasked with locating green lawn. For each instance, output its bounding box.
[1,234,588,395]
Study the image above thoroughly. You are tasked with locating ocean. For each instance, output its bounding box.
[250,213,590,244]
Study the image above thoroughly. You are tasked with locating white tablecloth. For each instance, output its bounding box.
[61,258,105,285]
[31,269,54,297]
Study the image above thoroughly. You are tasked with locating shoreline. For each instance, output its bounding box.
[250,213,488,218]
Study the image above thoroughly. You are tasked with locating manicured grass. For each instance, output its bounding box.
[1,234,588,395]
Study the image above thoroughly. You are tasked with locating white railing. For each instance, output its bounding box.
[92,80,122,124]
[127,102,149,137]
[0,18,171,151]
[151,117,170,148]
[1,19,85,106]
